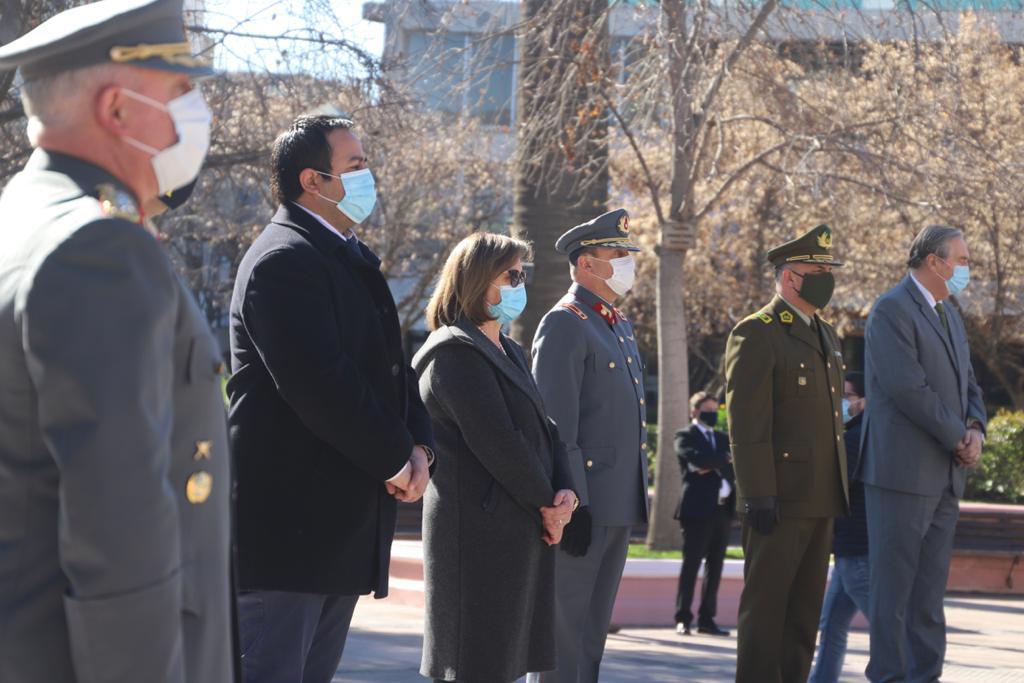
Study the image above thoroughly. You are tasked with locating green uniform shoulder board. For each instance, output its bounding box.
[756,312,773,324]
[561,302,588,320]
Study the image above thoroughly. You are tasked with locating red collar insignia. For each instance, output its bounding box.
[591,302,618,326]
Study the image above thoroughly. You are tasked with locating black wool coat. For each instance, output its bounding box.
[227,202,434,597]
[412,320,576,683]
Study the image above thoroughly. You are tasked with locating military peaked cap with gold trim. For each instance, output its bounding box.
[0,0,214,81]
[555,208,641,258]
[766,224,845,268]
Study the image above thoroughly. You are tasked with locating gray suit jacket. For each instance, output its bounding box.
[532,284,649,527]
[0,150,233,682]
[858,274,986,497]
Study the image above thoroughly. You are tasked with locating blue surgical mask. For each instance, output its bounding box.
[317,168,377,224]
[488,283,527,326]
[841,398,852,424]
[936,256,970,296]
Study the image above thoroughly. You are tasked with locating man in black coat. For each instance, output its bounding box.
[227,115,435,683]
[673,392,736,637]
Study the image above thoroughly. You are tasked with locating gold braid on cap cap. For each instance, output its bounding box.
[110,42,210,67]
[579,236,634,247]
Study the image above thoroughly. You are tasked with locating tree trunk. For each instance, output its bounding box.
[647,0,695,550]
[510,0,609,347]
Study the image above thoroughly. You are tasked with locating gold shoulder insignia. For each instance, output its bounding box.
[779,310,794,324]
[96,183,140,223]
[561,302,588,320]
[756,312,773,324]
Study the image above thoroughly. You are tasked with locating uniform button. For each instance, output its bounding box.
[641,443,648,450]
[391,364,400,376]
[586,460,594,469]
[633,378,639,385]
[619,336,625,343]
[608,362,616,369]
[831,387,836,393]
[827,361,832,369]
[639,398,645,405]
[834,411,839,418]
[627,357,633,364]
[800,362,805,368]
[843,364,848,370]
[837,435,841,442]
[783,452,790,459]
[642,420,647,427]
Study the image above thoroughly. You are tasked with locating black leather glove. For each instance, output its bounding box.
[560,506,592,557]
[744,496,779,535]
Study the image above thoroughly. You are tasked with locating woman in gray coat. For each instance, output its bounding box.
[412,232,579,683]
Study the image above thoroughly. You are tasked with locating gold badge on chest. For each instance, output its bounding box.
[186,471,213,504]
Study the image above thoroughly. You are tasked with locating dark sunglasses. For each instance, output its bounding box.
[505,268,528,287]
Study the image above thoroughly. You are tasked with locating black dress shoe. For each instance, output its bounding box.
[675,622,691,635]
[697,621,730,636]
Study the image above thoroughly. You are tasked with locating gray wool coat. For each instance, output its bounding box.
[412,319,576,683]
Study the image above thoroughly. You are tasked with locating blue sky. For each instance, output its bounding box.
[201,0,384,73]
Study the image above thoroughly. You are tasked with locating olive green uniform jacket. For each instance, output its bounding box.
[725,294,849,519]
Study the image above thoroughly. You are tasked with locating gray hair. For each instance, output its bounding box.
[907,225,963,269]
[20,64,125,143]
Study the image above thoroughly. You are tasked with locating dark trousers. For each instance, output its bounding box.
[865,484,959,683]
[735,516,833,683]
[238,590,358,683]
[674,510,732,626]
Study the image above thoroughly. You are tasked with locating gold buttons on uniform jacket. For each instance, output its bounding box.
[186,471,213,504]
[627,357,632,364]
[633,378,639,385]
[608,362,616,369]
[800,362,806,368]
[783,452,790,459]
[837,435,841,442]
[619,336,625,343]
[641,443,648,450]
[642,420,647,427]
[835,411,839,418]
[586,460,594,469]
[639,398,645,405]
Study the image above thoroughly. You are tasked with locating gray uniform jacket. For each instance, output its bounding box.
[0,150,233,683]
[532,283,649,527]
[858,274,986,497]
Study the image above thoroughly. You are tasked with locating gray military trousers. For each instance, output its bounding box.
[526,525,631,683]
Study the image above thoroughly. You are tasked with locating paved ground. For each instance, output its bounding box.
[334,593,1024,682]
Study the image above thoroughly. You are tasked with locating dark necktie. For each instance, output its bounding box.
[935,302,952,340]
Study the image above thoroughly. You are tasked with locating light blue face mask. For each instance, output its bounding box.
[318,168,377,224]
[841,398,852,424]
[488,283,527,326]
[936,256,970,296]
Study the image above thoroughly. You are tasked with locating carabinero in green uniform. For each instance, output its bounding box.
[725,224,850,683]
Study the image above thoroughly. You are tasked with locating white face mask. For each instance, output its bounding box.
[590,255,636,296]
[120,88,212,196]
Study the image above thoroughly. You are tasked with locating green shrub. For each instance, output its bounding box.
[964,410,1024,504]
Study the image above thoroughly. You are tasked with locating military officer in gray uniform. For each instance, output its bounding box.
[0,2,234,682]
[531,209,648,683]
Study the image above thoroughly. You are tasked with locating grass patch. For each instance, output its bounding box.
[627,543,744,560]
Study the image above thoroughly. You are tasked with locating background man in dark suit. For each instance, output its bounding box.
[673,391,735,638]
[228,115,435,683]
[0,2,235,681]
[859,225,986,683]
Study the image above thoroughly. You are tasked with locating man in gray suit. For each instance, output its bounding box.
[531,209,649,683]
[859,225,986,683]
[0,2,234,682]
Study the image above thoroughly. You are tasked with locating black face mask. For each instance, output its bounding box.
[698,411,718,428]
[792,270,835,310]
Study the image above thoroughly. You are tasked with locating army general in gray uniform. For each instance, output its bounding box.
[531,209,649,683]
[0,2,234,682]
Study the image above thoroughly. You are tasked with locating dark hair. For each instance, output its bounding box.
[569,247,599,266]
[844,371,865,398]
[907,225,963,269]
[426,233,533,330]
[270,115,354,204]
[689,391,719,412]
